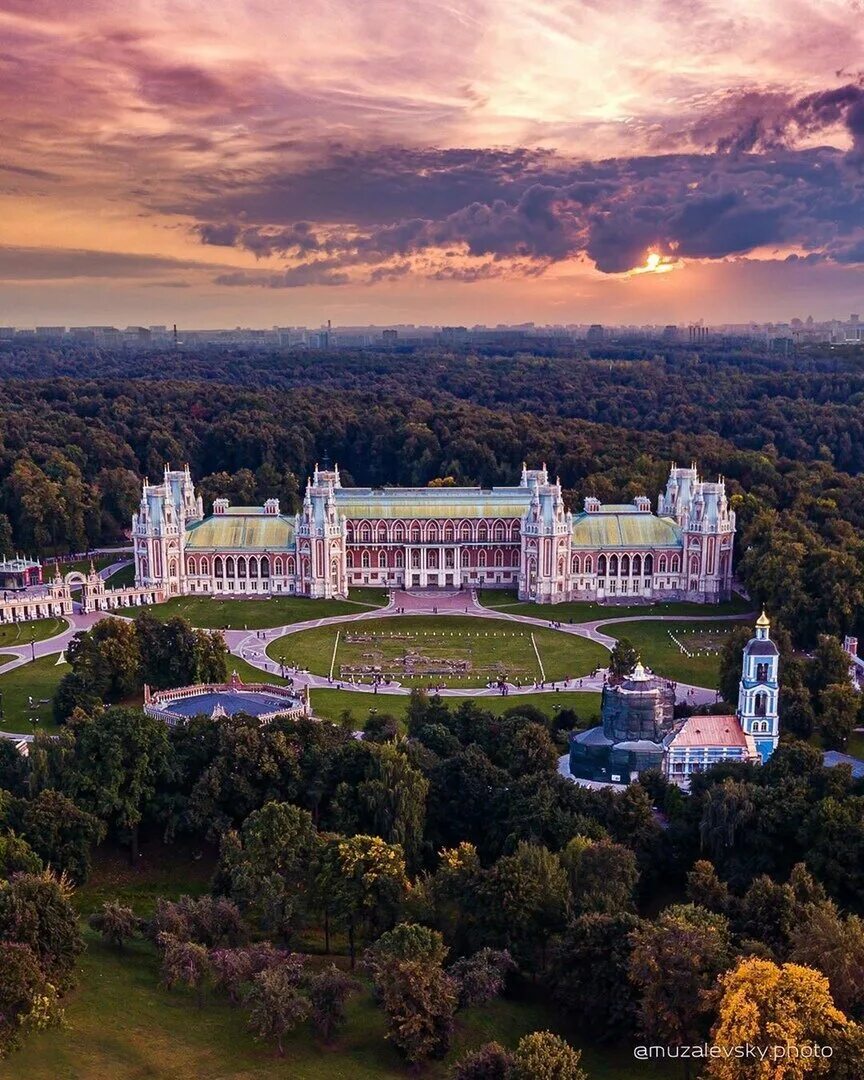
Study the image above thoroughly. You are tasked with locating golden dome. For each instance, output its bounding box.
[756,610,770,628]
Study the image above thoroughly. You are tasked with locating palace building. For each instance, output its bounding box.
[132,461,735,604]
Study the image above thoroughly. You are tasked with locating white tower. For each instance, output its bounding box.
[737,611,780,763]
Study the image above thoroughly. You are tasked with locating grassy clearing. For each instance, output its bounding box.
[0,616,68,650]
[309,687,603,729]
[0,653,66,733]
[135,589,387,630]
[479,589,752,621]
[7,926,664,1080]
[598,619,735,687]
[268,616,607,690]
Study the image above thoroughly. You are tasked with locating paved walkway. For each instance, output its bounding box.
[1,586,749,739]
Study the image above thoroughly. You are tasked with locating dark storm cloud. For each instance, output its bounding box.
[180,147,565,227]
[710,82,864,160]
[192,142,864,279]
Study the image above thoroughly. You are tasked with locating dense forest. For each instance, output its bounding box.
[2,341,864,647]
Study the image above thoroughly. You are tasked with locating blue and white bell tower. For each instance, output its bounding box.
[737,611,780,763]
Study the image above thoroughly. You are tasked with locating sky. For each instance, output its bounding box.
[2,0,864,327]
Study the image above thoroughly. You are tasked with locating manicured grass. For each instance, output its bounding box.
[268,616,608,689]
[310,687,603,729]
[0,616,68,650]
[105,562,136,587]
[7,926,664,1080]
[479,589,753,621]
[597,619,735,687]
[0,653,66,733]
[135,590,387,630]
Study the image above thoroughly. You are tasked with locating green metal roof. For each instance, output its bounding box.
[185,514,295,550]
[335,488,532,520]
[571,512,682,549]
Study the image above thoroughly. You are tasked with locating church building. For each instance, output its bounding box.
[132,461,735,604]
[570,612,780,786]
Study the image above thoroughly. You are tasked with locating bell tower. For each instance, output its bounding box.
[737,611,780,763]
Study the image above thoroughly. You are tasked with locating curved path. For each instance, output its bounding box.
[1,584,753,739]
[230,589,750,706]
[0,559,133,678]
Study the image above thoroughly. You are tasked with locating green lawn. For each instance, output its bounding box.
[134,589,388,630]
[268,616,608,689]
[479,589,753,621]
[0,616,68,650]
[105,562,136,587]
[0,653,66,733]
[597,619,735,688]
[310,687,602,729]
[7,927,663,1080]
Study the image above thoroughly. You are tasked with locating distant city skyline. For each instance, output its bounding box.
[2,1,864,323]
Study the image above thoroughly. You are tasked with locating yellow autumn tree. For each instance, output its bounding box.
[708,957,848,1079]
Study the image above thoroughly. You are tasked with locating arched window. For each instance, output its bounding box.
[378,551,387,568]
[377,525,387,543]
[494,522,505,541]
[200,557,209,575]
[395,551,405,569]
[394,523,405,542]
[249,557,259,578]
[659,554,667,573]
[478,522,489,542]
[346,552,354,568]
[671,555,680,573]
[610,554,619,576]
[584,556,593,574]
[644,553,654,575]
[478,550,487,567]
[226,556,235,577]
[260,556,270,578]
[362,551,370,568]
[632,554,642,576]
[428,549,439,569]
[621,554,630,577]
[411,523,421,542]
[690,555,700,575]
[573,555,581,574]
[755,692,768,717]
[187,558,197,575]
[598,554,607,576]
[427,522,439,543]
[411,549,421,568]
[360,523,372,542]
[214,556,223,578]
[557,556,565,576]
[237,556,247,578]
[461,522,472,542]
[495,550,504,566]
[287,556,296,575]
[444,523,454,542]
